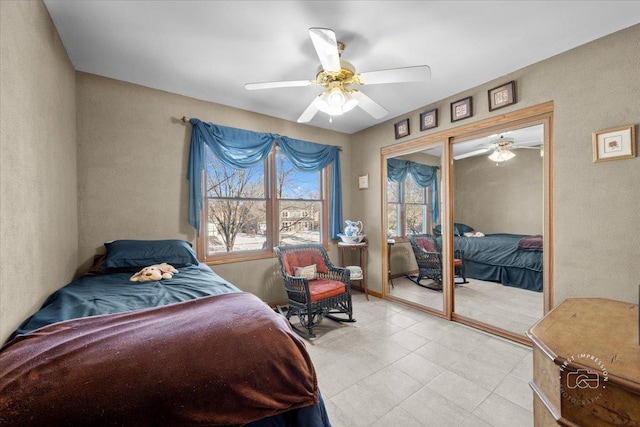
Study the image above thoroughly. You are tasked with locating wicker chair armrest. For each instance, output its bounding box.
[282,273,308,291]
[318,266,350,284]
[416,250,440,260]
[415,250,442,268]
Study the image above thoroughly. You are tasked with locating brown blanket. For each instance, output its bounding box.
[0,292,317,426]
[517,234,543,250]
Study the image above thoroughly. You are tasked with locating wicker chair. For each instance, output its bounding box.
[407,234,466,290]
[274,243,355,337]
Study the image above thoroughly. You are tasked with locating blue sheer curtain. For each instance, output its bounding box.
[387,158,439,224]
[187,118,343,239]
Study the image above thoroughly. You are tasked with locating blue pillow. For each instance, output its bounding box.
[454,223,475,234]
[432,225,461,236]
[101,240,199,271]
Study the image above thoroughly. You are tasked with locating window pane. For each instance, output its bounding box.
[387,180,400,203]
[406,204,427,235]
[404,177,425,204]
[205,153,265,198]
[387,203,401,237]
[275,149,321,200]
[206,200,267,254]
[278,201,321,245]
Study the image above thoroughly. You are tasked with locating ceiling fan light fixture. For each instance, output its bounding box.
[315,84,358,116]
[488,147,516,162]
[327,85,346,107]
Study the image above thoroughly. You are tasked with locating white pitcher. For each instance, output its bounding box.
[344,220,363,237]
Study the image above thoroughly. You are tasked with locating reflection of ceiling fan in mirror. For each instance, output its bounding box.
[454,134,543,162]
[245,28,431,123]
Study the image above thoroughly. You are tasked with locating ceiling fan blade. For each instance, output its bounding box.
[297,98,320,123]
[512,145,543,150]
[453,148,490,160]
[351,91,388,119]
[245,80,313,90]
[358,65,431,85]
[309,27,341,73]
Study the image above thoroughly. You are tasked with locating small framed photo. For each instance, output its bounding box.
[450,96,472,122]
[488,80,516,112]
[358,174,369,190]
[420,109,438,131]
[394,118,410,139]
[592,125,636,162]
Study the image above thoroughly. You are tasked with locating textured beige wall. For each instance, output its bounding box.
[350,24,640,305]
[76,73,351,303]
[454,149,543,235]
[0,1,78,342]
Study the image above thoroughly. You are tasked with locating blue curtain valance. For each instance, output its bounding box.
[187,118,343,239]
[387,158,439,223]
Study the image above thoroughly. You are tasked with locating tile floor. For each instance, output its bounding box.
[295,293,534,427]
[389,276,543,335]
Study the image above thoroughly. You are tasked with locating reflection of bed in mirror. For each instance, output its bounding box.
[445,231,542,292]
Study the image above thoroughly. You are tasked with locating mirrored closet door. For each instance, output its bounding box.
[451,123,546,338]
[383,140,449,317]
[381,102,553,343]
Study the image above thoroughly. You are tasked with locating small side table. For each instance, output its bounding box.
[338,242,368,300]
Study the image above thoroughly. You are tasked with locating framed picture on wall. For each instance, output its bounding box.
[450,96,473,122]
[394,118,410,139]
[420,109,438,131]
[358,174,369,190]
[592,125,636,162]
[488,80,516,111]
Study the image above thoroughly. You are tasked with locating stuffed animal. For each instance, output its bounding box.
[130,263,178,282]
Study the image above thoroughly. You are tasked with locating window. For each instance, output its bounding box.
[201,145,325,261]
[387,176,432,238]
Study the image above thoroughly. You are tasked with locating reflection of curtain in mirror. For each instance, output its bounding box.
[387,158,439,223]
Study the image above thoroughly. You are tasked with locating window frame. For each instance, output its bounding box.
[197,145,329,264]
[387,177,433,239]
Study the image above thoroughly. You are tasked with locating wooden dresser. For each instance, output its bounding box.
[526,298,639,427]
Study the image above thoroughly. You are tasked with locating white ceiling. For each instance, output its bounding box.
[44,1,640,135]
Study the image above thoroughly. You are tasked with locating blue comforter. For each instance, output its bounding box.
[451,233,543,292]
[8,263,240,341]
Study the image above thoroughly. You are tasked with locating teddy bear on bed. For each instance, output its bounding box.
[130,263,178,282]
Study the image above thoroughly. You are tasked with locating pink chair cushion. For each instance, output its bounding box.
[308,279,346,302]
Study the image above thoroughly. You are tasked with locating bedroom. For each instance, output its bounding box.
[1,1,639,426]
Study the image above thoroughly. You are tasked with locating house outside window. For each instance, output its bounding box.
[202,145,325,262]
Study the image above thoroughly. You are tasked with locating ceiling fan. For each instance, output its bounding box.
[245,28,431,123]
[454,135,542,162]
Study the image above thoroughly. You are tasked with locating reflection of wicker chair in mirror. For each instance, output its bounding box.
[408,234,466,290]
[274,244,355,338]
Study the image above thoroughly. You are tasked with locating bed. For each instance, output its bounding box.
[0,240,331,427]
[450,233,543,292]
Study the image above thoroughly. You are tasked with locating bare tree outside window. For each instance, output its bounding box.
[205,157,266,253]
